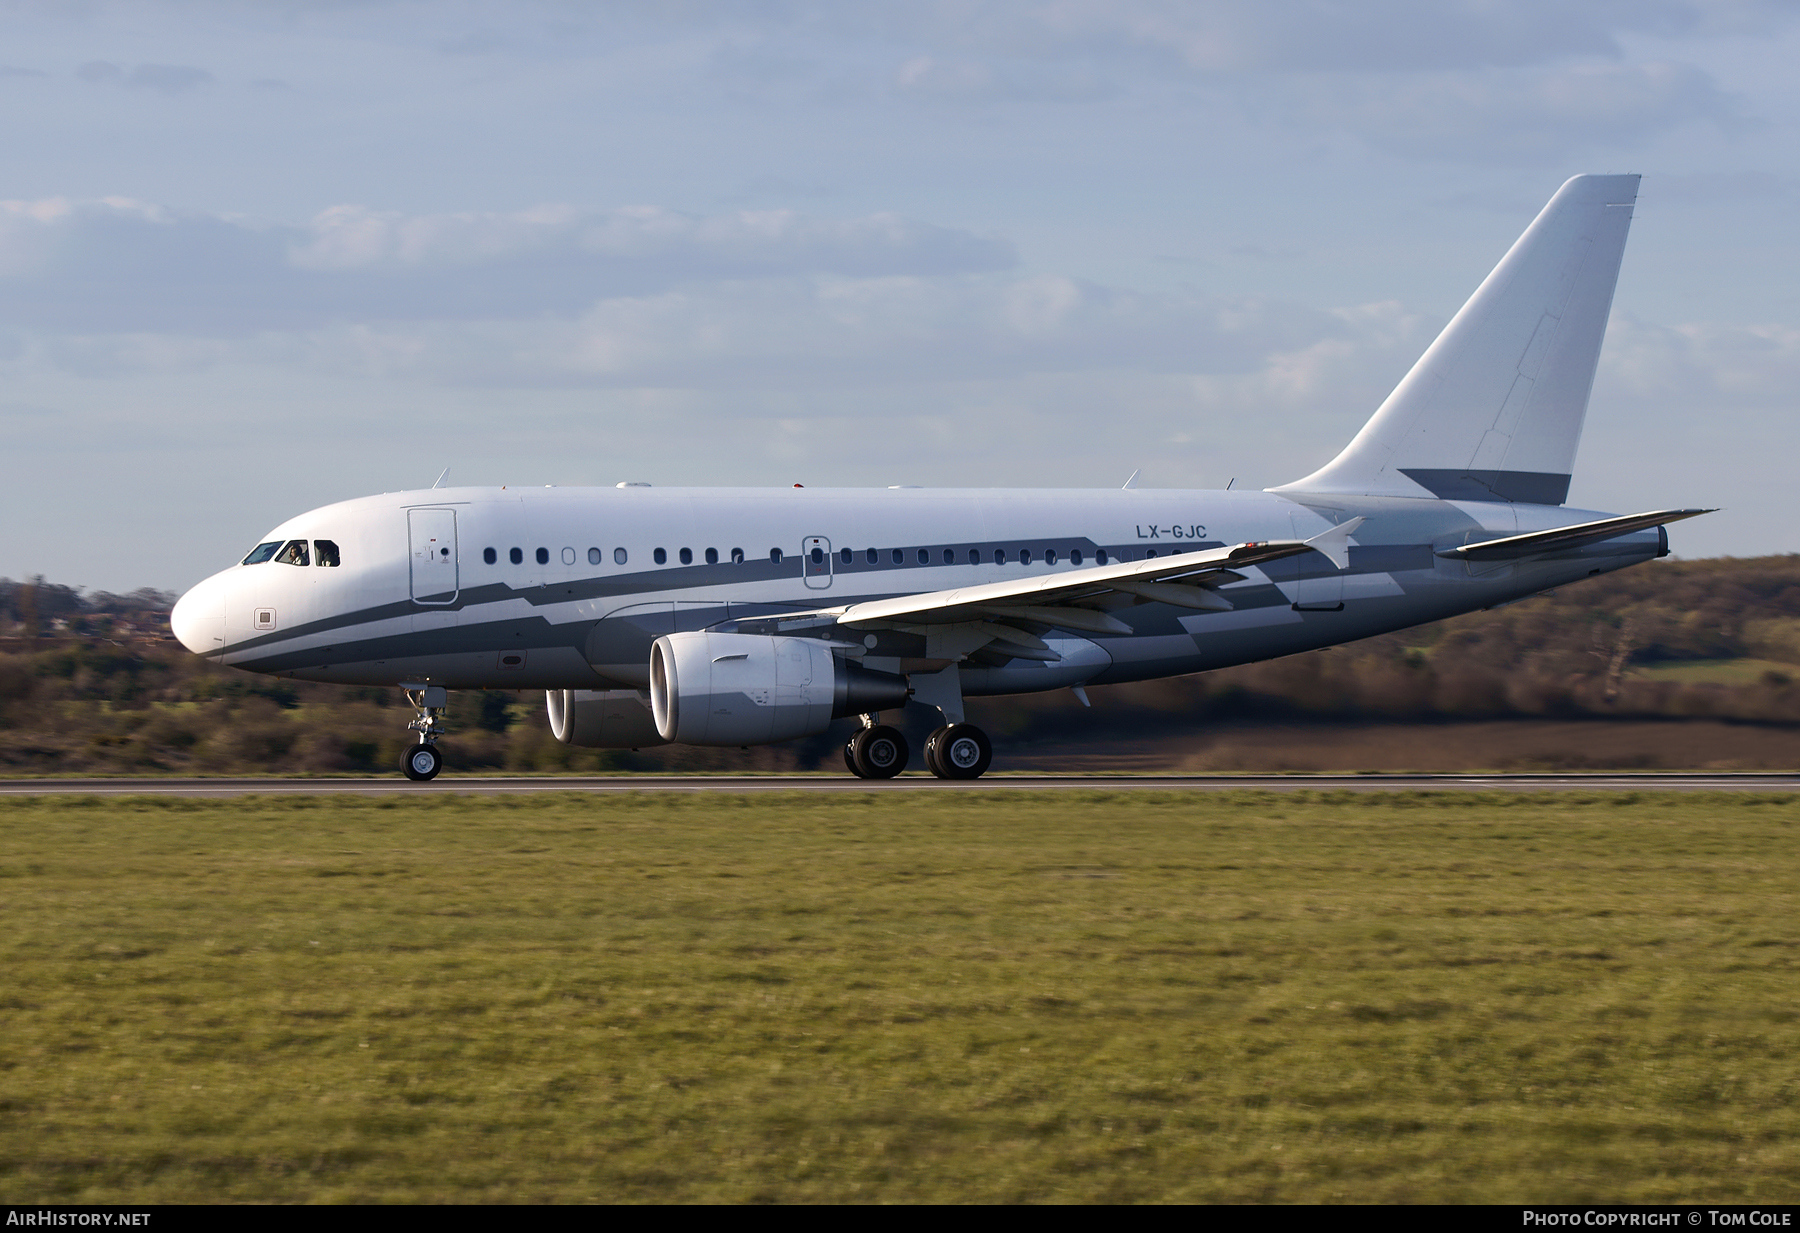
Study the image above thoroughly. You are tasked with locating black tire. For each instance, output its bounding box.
[402,742,443,782]
[844,737,868,779]
[933,724,991,780]
[923,725,950,778]
[851,725,909,779]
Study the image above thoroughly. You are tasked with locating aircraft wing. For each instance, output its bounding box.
[746,519,1364,660]
[1443,509,1713,562]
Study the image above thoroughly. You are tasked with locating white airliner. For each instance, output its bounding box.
[171,175,1706,781]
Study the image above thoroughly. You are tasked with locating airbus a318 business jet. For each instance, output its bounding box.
[170,175,1707,781]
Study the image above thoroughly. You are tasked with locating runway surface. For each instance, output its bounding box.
[1,772,1796,796]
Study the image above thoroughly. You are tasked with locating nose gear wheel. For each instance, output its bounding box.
[402,742,443,781]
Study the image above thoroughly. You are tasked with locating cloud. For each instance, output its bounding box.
[1645,171,1796,205]
[198,272,1345,394]
[684,1,1800,74]
[891,55,1114,103]
[0,197,1017,334]
[1279,60,1740,161]
[1601,313,1800,404]
[437,30,507,56]
[76,61,213,93]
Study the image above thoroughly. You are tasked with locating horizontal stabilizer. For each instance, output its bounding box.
[1441,509,1713,562]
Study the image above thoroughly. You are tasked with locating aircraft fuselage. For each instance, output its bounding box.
[170,482,1662,697]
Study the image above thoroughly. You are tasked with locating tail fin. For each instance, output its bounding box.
[1273,173,1639,505]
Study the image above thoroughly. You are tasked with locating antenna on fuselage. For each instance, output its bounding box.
[431,467,449,490]
[1121,469,1141,489]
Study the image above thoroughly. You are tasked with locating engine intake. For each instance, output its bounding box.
[650,631,909,746]
[546,689,670,748]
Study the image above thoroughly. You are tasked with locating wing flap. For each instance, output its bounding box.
[837,535,1327,628]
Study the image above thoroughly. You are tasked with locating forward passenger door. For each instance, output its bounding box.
[409,508,459,605]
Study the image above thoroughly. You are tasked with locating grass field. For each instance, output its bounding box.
[2,790,1799,1203]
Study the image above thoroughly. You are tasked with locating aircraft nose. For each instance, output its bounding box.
[170,575,227,657]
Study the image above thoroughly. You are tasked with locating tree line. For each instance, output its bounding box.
[1,555,1797,774]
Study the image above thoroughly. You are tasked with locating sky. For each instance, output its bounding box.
[2,0,1798,592]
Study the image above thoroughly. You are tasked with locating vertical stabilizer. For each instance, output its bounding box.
[1273,174,1639,505]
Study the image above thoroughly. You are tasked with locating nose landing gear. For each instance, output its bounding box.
[401,683,448,782]
[403,743,443,781]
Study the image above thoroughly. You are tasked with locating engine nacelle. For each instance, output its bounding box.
[649,631,910,746]
[545,689,670,748]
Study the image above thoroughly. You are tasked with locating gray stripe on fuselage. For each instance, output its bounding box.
[222,536,1208,657]
[224,538,1447,675]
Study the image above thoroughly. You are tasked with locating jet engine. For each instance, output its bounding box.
[649,631,910,746]
[546,688,670,748]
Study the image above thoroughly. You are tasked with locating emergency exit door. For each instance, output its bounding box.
[409,508,459,604]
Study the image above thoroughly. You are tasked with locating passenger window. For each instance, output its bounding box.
[241,541,282,566]
[993,548,1005,565]
[615,548,628,565]
[942,548,953,564]
[770,548,783,564]
[483,547,497,565]
[967,549,979,565]
[916,549,928,565]
[892,549,903,565]
[731,548,744,564]
[1020,548,1033,565]
[866,548,877,565]
[839,547,852,565]
[706,548,719,565]
[314,540,341,567]
[588,547,602,565]
[1070,549,1083,566]
[1045,547,1057,565]
[1145,549,1157,559]
[1096,549,1109,565]
[561,547,576,566]
[536,547,550,565]
[655,548,668,565]
[510,547,523,565]
[275,540,310,567]
[677,548,691,565]
[810,547,824,565]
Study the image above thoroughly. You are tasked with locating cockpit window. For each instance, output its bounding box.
[242,541,282,565]
[314,540,341,567]
[275,540,310,567]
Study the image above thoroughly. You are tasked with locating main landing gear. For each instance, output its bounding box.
[924,724,992,780]
[844,719,993,780]
[400,683,448,782]
[844,722,909,779]
[840,665,996,781]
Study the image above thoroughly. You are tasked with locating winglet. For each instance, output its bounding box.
[1304,516,1365,571]
[1121,469,1141,490]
